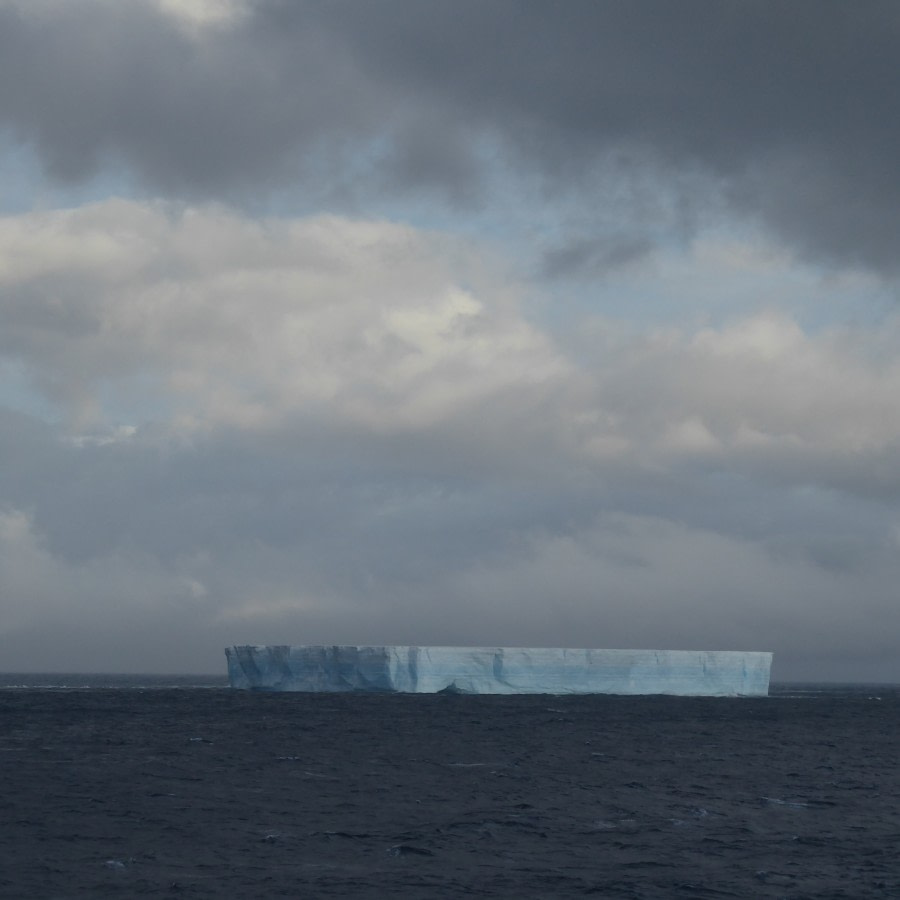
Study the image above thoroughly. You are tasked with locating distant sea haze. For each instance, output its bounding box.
[0,673,228,690]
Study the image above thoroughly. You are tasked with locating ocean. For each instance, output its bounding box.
[1,677,897,898]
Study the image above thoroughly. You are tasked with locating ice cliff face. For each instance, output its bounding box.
[225,646,772,696]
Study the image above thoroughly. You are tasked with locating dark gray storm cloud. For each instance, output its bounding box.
[0,1,385,190]
[2,1,900,270]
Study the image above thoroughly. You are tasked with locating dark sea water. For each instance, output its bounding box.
[1,678,898,898]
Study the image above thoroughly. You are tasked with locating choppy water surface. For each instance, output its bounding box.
[1,681,897,897]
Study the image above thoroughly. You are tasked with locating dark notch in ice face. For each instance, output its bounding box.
[225,646,773,696]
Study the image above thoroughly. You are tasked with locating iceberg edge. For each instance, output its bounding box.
[225,646,772,696]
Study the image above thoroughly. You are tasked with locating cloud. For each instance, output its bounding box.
[4,5,900,680]
[5,201,900,489]
[2,1,900,271]
[2,200,900,675]
[589,311,900,474]
[0,200,565,433]
[0,0,381,193]
[3,459,899,678]
[155,0,249,28]
[0,503,223,671]
[448,512,900,677]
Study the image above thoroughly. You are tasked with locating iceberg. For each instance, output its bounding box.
[225,646,772,696]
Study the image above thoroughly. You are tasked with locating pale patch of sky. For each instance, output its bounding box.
[0,359,59,423]
[0,132,137,214]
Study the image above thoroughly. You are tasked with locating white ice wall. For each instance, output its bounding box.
[226,646,772,696]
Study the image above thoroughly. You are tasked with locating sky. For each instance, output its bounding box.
[2,0,900,680]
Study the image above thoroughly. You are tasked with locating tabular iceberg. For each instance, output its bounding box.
[225,646,772,696]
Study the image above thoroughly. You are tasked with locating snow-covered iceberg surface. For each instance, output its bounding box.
[225,646,772,696]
